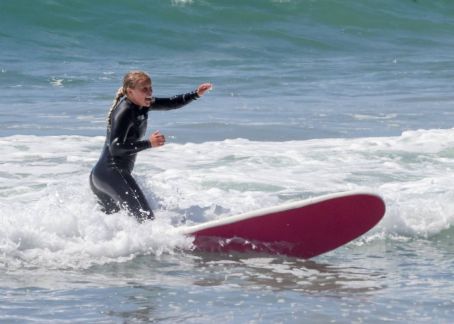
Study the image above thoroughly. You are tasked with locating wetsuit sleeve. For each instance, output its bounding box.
[150,91,199,111]
[108,106,151,157]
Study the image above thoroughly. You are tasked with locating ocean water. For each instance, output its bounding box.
[1,0,454,322]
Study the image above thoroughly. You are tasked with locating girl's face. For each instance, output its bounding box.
[127,80,153,107]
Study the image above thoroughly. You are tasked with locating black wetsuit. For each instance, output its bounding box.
[90,91,199,222]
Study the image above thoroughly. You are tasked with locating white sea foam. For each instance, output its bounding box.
[352,113,397,121]
[1,129,454,269]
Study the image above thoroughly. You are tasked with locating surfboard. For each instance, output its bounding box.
[177,191,385,259]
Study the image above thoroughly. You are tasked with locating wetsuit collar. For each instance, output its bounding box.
[124,97,142,109]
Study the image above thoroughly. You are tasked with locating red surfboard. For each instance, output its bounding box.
[178,191,385,259]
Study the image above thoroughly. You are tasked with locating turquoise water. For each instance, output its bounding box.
[1,0,454,322]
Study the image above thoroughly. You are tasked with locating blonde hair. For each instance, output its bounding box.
[107,71,152,128]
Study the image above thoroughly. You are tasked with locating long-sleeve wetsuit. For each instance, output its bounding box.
[90,91,199,222]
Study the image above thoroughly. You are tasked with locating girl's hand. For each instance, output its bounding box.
[196,83,213,97]
[149,131,165,147]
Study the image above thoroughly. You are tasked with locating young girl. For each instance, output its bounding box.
[90,70,212,222]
